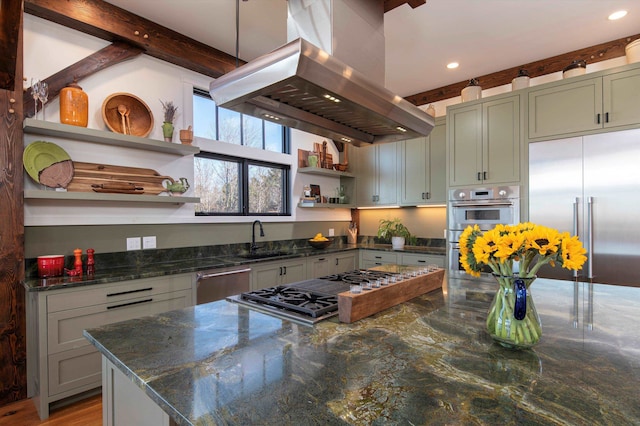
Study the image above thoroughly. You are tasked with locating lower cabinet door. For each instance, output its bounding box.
[48,346,101,396]
[280,261,306,285]
[46,290,192,397]
[333,253,357,274]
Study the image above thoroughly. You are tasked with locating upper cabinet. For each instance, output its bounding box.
[528,67,640,141]
[447,94,521,187]
[400,118,446,205]
[355,142,399,206]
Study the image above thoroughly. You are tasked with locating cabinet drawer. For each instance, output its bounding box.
[361,251,398,263]
[47,289,191,354]
[47,274,192,312]
[400,253,444,267]
[48,345,101,397]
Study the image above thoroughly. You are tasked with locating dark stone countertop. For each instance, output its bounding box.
[24,243,445,292]
[84,272,640,425]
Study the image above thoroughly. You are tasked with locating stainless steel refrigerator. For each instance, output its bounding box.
[528,128,640,286]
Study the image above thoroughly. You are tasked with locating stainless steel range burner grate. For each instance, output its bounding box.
[241,286,338,318]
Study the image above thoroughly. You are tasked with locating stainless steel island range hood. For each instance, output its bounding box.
[209,0,434,146]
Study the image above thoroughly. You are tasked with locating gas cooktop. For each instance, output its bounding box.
[226,269,402,325]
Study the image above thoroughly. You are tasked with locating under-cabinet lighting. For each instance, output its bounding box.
[608,10,627,20]
[416,204,446,208]
[447,62,459,69]
[357,206,401,209]
[396,126,407,133]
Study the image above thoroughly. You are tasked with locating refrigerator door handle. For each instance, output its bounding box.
[587,196,594,279]
[573,197,580,279]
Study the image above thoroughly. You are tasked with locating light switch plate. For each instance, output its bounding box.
[126,237,141,251]
[143,236,157,249]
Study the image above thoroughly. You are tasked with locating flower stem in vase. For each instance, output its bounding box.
[486,276,541,349]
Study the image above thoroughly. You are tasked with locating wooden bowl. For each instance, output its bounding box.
[102,93,154,137]
[333,164,349,172]
[308,238,334,249]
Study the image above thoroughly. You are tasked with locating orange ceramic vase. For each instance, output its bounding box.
[59,80,88,127]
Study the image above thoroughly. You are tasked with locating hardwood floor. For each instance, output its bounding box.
[0,395,101,426]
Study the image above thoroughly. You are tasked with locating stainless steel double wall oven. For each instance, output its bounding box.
[447,186,520,272]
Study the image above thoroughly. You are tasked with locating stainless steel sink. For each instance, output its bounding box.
[238,251,289,260]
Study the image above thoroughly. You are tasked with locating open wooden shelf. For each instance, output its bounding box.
[24,118,199,156]
[297,167,354,178]
[24,190,199,204]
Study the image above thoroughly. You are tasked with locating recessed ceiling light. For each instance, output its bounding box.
[447,62,459,69]
[608,10,627,20]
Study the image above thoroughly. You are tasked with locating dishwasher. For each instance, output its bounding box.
[195,267,251,304]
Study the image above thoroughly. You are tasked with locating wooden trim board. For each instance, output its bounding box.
[338,269,444,323]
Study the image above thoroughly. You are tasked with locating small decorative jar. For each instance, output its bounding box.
[426,104,436,117]
[59,79,88,127]
[461,78,482,102]
[626,38,640,64]
[562,60,587,79]
[511,69,530,91]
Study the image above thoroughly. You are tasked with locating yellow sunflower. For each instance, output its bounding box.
[560,234,587,270]
[524,225,561,256]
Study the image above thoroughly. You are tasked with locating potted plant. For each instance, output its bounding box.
[377,218,413,250]
[160,100,178,142]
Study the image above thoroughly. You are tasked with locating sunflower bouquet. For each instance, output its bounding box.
[459,222,587,348]
[459,222,587,280]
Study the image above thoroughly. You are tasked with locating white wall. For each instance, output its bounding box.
[23,15,351,226]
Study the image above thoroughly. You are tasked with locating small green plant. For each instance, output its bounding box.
[377,218,412,241]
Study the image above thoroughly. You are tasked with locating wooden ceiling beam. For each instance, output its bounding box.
[23,41,144,118]
[384,0,427,13]
[24,0,242,79]
[405,33,640,106]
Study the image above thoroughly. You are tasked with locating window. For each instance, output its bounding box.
[192,88,291,216]
[193,88,289,153]
[195,153,290,216]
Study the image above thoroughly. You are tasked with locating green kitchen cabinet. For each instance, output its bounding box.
[447,95,521,187]
[359,250,398,269]
[355,142,399,206]
[307,251,357,278]
[400,118,446,205]
[528,67,640,141]
[400,253,445,268]
[27,274,193,419]
[251,259,307,290]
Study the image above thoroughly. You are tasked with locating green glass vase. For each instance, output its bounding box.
[486,275,541,349]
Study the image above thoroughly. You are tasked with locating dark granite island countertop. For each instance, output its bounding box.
[84,273,640,425]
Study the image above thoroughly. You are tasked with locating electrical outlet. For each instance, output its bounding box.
[328,228,335,237]
[143,236,157,249]
[126,237,141,251]
[444,229,447,239]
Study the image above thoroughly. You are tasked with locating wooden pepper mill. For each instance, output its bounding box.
[86,248,95,277]
[74,248,83,277]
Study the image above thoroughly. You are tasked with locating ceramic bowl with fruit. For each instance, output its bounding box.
[308,233,334,249]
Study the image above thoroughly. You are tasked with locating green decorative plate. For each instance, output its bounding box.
[23,141,72,184]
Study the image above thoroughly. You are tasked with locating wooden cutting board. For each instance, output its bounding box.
[67,162,175,195]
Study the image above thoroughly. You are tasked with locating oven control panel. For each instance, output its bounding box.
[449,185,519,201]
